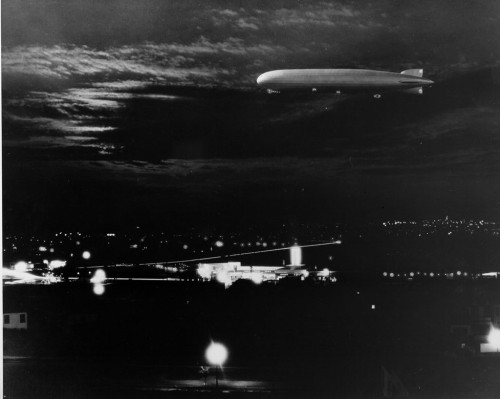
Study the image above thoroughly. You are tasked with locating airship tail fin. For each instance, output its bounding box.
[404,87,423,95]
[401,69,424,77]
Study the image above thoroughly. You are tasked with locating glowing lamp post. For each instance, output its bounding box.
[205,342,228,389]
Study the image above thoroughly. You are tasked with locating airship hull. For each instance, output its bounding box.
[256,69,433,95]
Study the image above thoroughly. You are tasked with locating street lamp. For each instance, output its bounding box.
[205,342,228,389]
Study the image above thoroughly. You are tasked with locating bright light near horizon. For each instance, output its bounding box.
[82,251,91,260]
[251,273,263,285]
[90,269,106,284]
[14,261,29,272]
[319,268,330,277]
[206,342,228,366]
[215,240,224,248]
[49,260,66,270]
[197,264,212,279]
[290,246,302,266]
[488,326,500,347]
[216,271,229,284]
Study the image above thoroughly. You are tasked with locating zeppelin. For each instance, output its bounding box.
[256,68,434,98]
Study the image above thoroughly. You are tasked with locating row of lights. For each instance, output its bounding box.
[383,271,469,278]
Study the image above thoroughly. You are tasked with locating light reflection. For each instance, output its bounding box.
[93,283,105,295]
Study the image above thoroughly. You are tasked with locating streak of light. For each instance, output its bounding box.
[76,241,341,269]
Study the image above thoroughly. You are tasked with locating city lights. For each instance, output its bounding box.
[481,326,500,353]
[90,269,106,284]
[14,261,29,272]
[319,268,330,277]
[488,327,500,348]
[216,271,230,285]
[251,272,263,285]
[48,260,66,270]
[290,245,302,266]
[197,264,212,279]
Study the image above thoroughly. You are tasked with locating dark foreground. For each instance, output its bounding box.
[4,279,500,398]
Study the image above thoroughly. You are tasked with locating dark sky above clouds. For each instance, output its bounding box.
[3,0,500,233]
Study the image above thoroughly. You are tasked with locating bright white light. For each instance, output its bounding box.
[488,327,500,347]
[302,270,309,278]
[90,269,106,284]
[82,251,91,260]
[197,264,212,279]
[410,272,414,277]
[383,272,388,277]
[39,246,47,252]
[372,304,376,310]
[251,273,263,285]
[93,283,105,295]
[215,241,224,248]
[390,273,394,278]
[457,271,462,276]
[290,246,302,266]
[183,244,188,250]
[216,271,229,284]
[49,260,66,269]
[320,268,330,277]
[14,261,28,272]
[206,342,228,366]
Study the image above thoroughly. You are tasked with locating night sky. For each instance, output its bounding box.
[3,0,500,234]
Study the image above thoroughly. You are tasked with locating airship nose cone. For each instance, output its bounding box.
[256,73,266,86]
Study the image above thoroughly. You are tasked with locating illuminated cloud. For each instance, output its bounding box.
[2,39,288,89]
[210,3,361,30]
